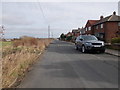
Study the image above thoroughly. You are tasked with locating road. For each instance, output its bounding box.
[19,40,118,88]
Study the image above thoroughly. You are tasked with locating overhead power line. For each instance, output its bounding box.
[37,0,51,38]
[37,0,48,25]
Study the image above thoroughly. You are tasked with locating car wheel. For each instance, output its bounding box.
[82,45,86,53]
[100,50,105,53]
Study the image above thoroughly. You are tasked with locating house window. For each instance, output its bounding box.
[118,22,120,26]
[96,26,98,29]
[101,24,103,28]
[86,28,87,31]
[88,27,91,31]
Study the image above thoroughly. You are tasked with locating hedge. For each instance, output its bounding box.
[111,37,120,44]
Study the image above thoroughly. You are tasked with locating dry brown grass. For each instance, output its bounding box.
[2,37,53,88]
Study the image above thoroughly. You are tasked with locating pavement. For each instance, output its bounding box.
[105,48,120,57]
[18,40,118,88]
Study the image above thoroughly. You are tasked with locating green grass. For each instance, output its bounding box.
[0,41,12,48]
[2,38,53,88]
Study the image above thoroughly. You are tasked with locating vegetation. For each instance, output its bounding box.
[60,33,74,41]
[60,33,66,40]
[0,41,12,48]
[105,37,120,51]
[2,36,53,88]
[66,36,73,41]
[111,37,120,44]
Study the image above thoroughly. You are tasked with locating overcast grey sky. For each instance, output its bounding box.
[1,1,119,38]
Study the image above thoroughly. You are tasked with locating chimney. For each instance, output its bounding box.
[113,11,116,15]
[100,16,104,20]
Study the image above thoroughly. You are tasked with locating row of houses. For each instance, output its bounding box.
[65,11,120,43]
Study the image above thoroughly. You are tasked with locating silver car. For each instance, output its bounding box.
[75,35,105,53]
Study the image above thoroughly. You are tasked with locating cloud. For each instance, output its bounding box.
[1,2,118,38]
[2,2,44,27]
[2,0,119,2]
[2,14,35,26]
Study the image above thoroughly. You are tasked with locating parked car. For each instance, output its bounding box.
[75,35,105,53]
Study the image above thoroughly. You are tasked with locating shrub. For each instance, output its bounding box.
[66,36,73,41]
[2,37,53,88]
[111,37,120,44]
[13,36,38,47]
[60,33,66,40]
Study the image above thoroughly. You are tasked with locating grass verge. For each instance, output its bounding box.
[2,37,53,88]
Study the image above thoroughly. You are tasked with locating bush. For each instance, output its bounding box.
[13,36,38,47]
[111,37,120,44]
[60,33,66,40]
[66,36,73,41]
[2,37,53,88]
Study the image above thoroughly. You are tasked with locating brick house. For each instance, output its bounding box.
[65,32,73,37]
[93,11,120,43]
[65,32,73,41]
[72,28,80,36]
[65,11,120,43]
[79,27,86,35]
[85,20,99,35]
[81,11,120,43]
[72,28,80,40]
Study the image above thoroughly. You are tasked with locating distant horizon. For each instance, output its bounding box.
[3,35,56,39]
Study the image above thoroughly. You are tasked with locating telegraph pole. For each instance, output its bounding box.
[48,25,50,38]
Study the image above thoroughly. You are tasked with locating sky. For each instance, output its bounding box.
[0,0,119,39]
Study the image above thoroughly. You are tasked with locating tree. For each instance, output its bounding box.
[60,33,66,40]
[66,36,73,41]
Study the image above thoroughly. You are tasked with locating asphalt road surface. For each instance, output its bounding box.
[19,40,118,88]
